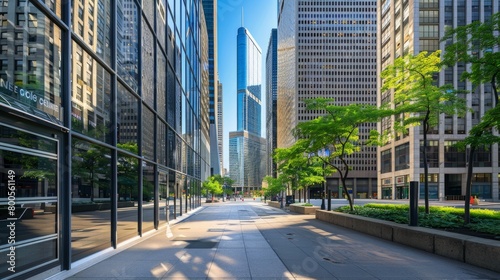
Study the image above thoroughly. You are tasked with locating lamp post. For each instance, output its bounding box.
[318,148,330,210]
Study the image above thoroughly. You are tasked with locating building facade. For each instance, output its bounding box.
[0,1,208,279]
[266,28,278,177]
[229,27,266,195]
[202,0,222,176]
[377,0,499,201]
[277,0,378,198]
[217,79,224,175]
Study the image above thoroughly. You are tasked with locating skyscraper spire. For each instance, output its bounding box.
[241,7,244,27]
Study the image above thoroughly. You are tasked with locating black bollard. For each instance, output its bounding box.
[409,181,419,226]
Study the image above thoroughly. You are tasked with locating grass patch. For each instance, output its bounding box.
[292,203,314,206]
[335,204,500,237]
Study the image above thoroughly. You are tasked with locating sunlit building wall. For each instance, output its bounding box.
[277,0,378,198]
[377,0,499,201]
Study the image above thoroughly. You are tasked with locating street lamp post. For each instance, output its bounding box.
[318,148,329,210]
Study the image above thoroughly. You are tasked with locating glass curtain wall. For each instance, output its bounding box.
[0,0,206,278]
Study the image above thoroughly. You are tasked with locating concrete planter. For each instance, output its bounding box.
[267,201,281,208]
[289,204,319,214]
[315,210,500,273]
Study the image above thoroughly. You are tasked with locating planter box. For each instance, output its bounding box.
[267,201,281,208]
[315,210,500,273]
[289,204,319,214]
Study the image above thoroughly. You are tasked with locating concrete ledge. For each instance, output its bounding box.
[289,204,319,214]
[267,201,281,208]
[316,210,500,273]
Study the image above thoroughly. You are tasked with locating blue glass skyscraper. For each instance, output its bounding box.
[229,27,266,195]
[237,27,262,134]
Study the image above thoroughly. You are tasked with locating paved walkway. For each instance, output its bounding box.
[49,201,500,279]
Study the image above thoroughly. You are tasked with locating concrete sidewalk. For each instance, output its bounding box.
[48,201,500,279]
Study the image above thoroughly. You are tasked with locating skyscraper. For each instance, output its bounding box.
[217,79,224,175]
[229,27,266,195]
[277,0,378,198]
[266,28,278,177]
[202,0,222,175]
[377,0,499,201]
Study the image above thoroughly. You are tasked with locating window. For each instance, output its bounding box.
[420,140,439,168]
[381,149,392,173]
[473,145,491,167]
[444,141,466,167]
[395,143,409,171]
[0,13,7,26]
[17,13,25,26]
[28,13,37,28]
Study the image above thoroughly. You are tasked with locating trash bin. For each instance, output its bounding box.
[285,195,294,206]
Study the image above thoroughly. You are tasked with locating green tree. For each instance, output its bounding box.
[263,175,285,199]
[72,140,111,202]
[381,50,467,214]
[117,143,139,201]
[442,13,500,223]
[294,98,389,211]
[202,176,223,201]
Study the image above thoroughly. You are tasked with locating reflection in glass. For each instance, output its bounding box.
[117,0,139,91]
[141,19,155,107]
[117,152,139,243]
[0,146,57,277]
[142,106,154,160]
[117,83,139,148]
[0,2,63,124]
[71,138,111,261]
[0,123,57,154]
[71,44,112,144]
[72,0,112,65]
[142,161,155,232]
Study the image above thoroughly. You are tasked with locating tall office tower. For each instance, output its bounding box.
[229,27,267,195]
[217,79,224,175]
[202,0,221,175]
[0,1,208,278]
[266,28,278,177]
[277,0,378,198]
[378,0,499,202]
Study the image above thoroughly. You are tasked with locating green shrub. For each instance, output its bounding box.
[335,204,500,238]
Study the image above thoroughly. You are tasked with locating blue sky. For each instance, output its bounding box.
[217,0,277,170]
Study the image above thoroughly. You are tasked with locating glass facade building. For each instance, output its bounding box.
[0,1,209,279]
[266,28,278,177]
[277,0,378,198]
[378,0,499,201]
[229,27,266,195]
[201,0,222,175]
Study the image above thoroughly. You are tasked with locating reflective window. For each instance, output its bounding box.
[117,82,139,148]
[117,0,139,92]
[72,0,112,65]
[0,3,62,125]
[142,161,155,232]
[142,20,155,107]
[117,152,139,243]
[0,123,57,153]
[444,141,466,167]
[71,43,112,144]
[0,126,58,278]
[142,106,155,160]
[71,138,111,261]
[157,50,167,119]
[157,120,166,165]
